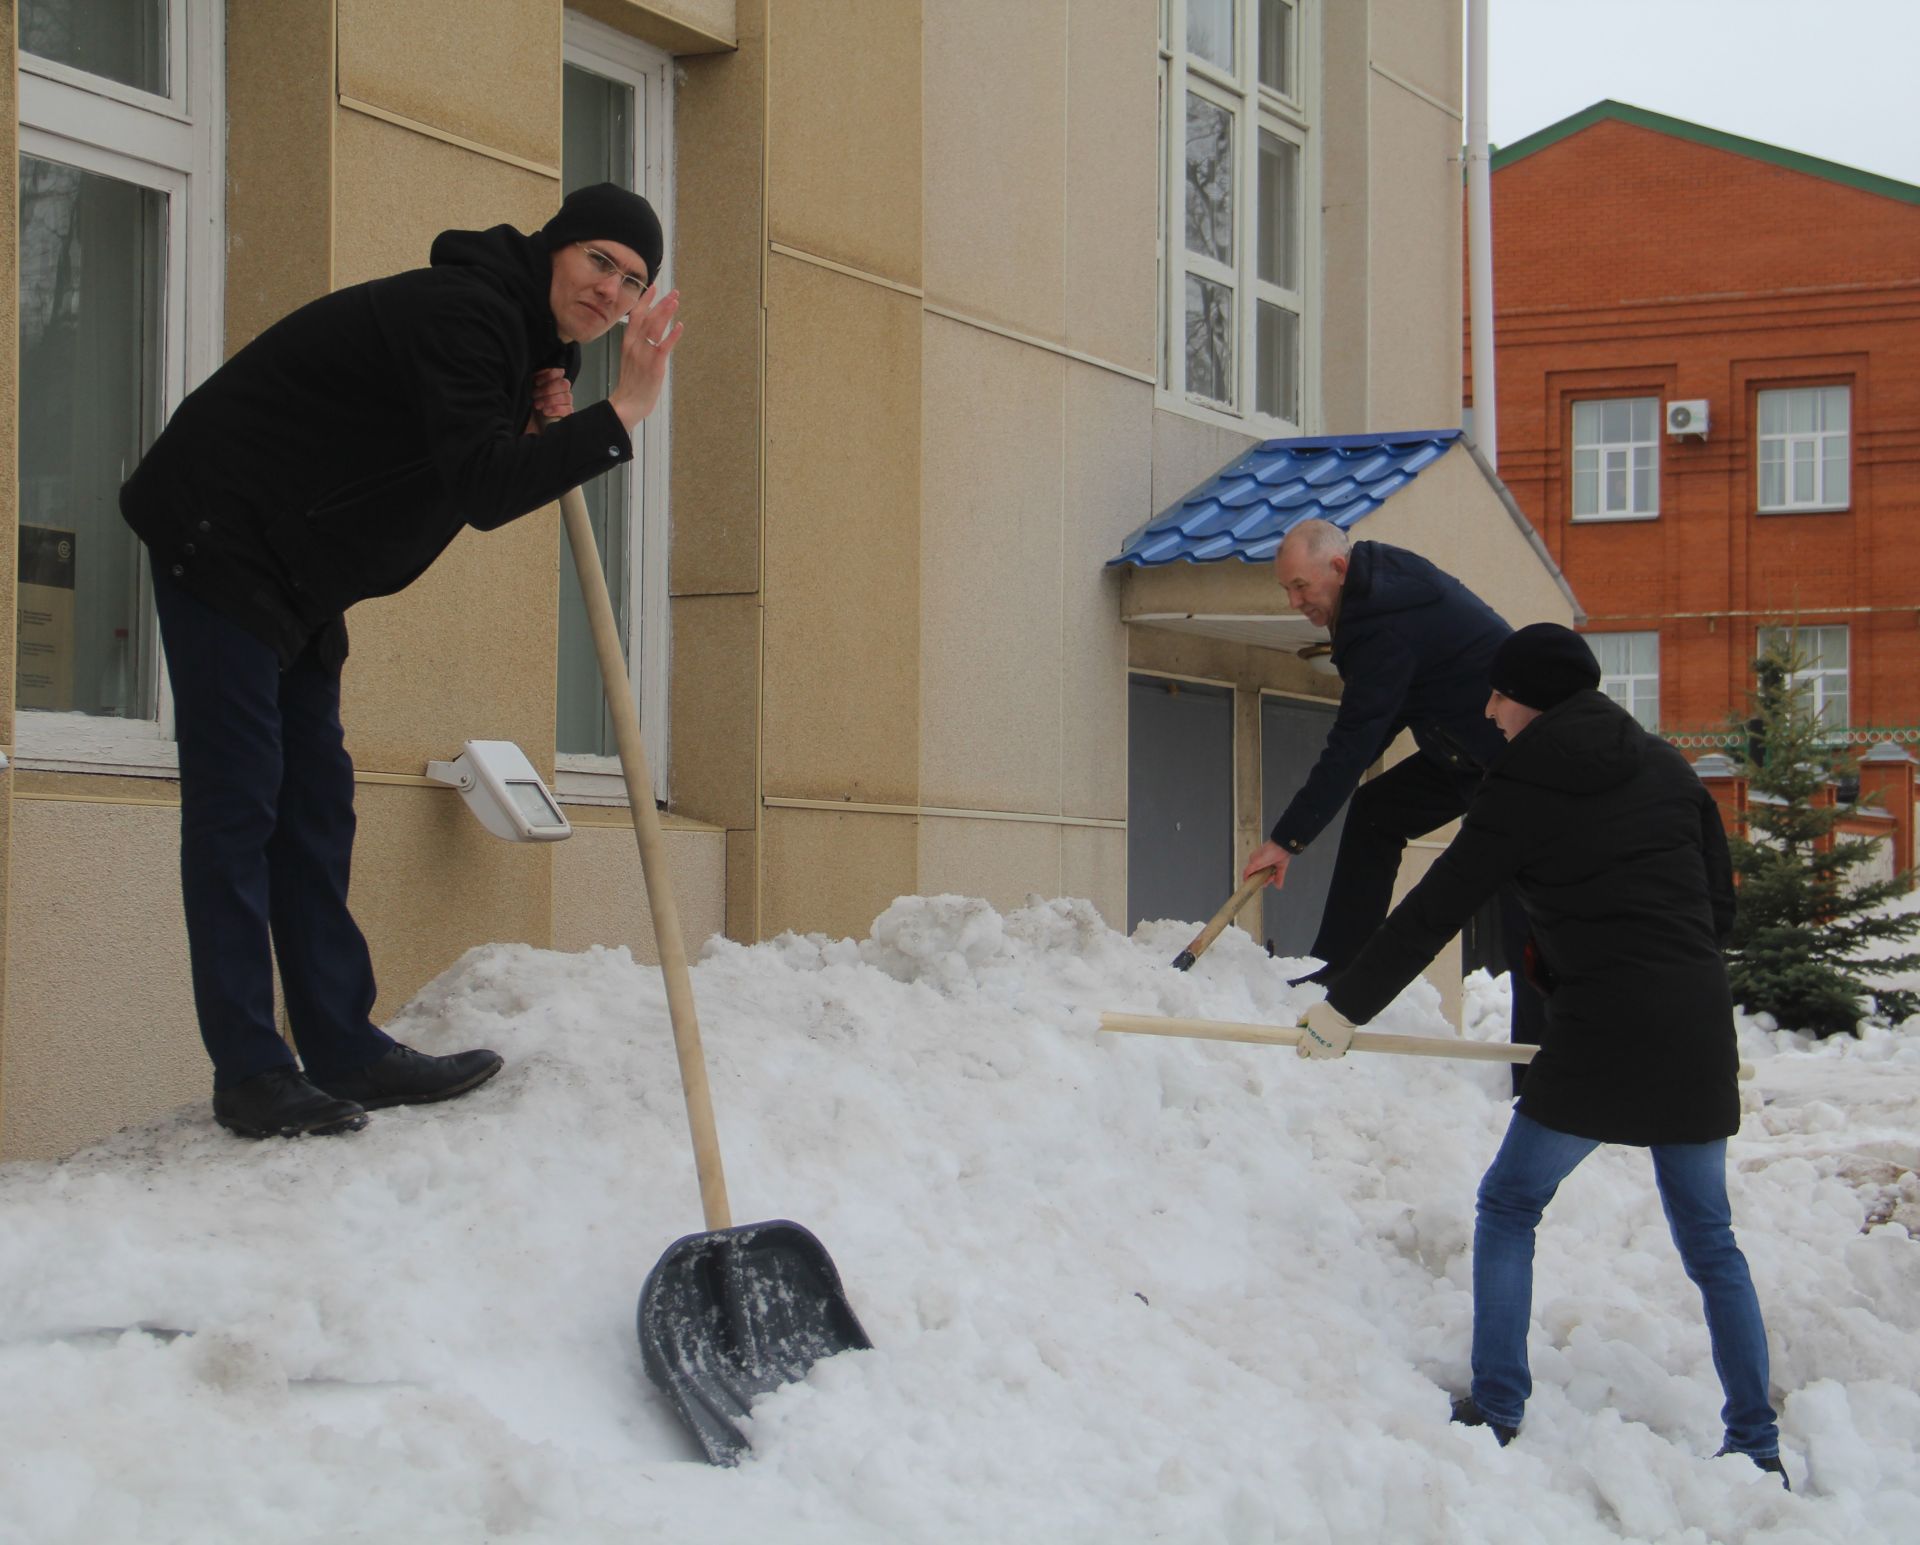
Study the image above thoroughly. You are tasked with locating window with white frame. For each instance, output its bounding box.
[15,0,221,768]
[555,13,673,803]
[1757,624,1849,733]
[1758,385,1849,512]
[1158,0,1313,430]
[1571,397,1659,520]
[1591,631,1659,729]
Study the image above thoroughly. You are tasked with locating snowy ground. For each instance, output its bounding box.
[2,894,1917,1544]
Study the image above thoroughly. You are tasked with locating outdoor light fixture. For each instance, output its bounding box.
[425,740,572,843]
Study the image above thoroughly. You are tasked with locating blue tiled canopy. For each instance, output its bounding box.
[1109,429,1462,567]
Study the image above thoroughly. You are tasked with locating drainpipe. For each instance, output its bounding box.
[1466,0,1497,469]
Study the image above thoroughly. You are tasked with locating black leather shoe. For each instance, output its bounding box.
[1716,1445,1790,1490]
[1450,1395,1518,1447]
[213,1067,369,1138]
[313,1045,504,1111]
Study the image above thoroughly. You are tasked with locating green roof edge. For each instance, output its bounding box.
[1489,100,1920,207]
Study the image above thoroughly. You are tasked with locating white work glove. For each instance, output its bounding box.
[1298,1001,1357,1060]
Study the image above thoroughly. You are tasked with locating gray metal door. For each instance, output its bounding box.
[1261,694,1352,959]
[1127,675,1234,931]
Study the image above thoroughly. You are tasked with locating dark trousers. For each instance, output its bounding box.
[153,572,395,1089]
[1309,751,1545,1083]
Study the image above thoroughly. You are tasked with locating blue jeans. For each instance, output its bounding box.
[1471,1112,1778,1457]
[153,571,396,1089]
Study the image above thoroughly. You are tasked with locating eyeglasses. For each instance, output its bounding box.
[578,244,650,299]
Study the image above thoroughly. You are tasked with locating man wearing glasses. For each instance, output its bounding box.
[120,182,682,1139]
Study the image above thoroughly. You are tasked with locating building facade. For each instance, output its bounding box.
[1467,101,1920,744]
[4,0,1576,1160]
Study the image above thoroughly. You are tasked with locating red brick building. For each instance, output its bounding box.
[1466,101,1920,744]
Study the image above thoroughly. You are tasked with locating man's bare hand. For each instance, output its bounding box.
[607,284,683,430]
[527,368,572,433]
[1243,841,1293,889]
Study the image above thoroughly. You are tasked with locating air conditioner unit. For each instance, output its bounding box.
[1666,399,1710,438]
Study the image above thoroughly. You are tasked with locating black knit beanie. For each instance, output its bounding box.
[540,182,664,282]
[1488,623,1601,711]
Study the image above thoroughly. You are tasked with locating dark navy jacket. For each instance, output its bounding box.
[1269,540,1511,852]
[121,224,630,668]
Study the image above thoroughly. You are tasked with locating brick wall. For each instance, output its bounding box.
[1466,115,1920,736]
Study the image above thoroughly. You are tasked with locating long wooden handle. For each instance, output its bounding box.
[562,483,731,1231]
[1100,1010,1539,1064]
[1171,867,1275,971]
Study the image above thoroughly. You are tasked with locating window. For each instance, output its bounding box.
[1591,631,1659,729]
[1158,0,1313,431]
[1757,625,1849,733]
[15,0,221,770]
[1758,385,1849,512]
[555,14,673,802]
[1571,398,1658,520]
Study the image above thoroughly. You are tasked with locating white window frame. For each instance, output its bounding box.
[1592,631,1659,730]
[14,0,223,776]
[1157,0,1318,437]
[554,12,675,807]
[1757,385,1850,514]
[1570,396,1659,522]
[1757,624,1850,733]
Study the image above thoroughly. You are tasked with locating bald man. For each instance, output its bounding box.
[1242,521,1543,1068]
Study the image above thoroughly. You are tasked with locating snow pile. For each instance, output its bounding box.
[1,894,1917,1543]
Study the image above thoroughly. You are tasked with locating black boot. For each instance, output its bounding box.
[1450,1394,1518,1447]
[213,1067,369,1138]
[1716,1445,1790,1490]
[312,1045,503,1111]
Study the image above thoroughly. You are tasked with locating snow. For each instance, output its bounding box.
[3,893,1918,1544]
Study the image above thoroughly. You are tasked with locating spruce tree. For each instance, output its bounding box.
[1726,646,1920,1037]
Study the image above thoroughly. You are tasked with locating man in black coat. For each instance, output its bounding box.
[120,183,683,1139]
[1240,520,1544,1066]
[1298,624,1785,1482]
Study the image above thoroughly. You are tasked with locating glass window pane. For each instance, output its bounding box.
[1788,389,1815,433]
[1632,632,1657,673]
[1792,451,1814,504]
[1258,0,1294,94]
[1256,299,1298,421]
[1572,401,1600,444]
[556,65,639,759]
[1758,459,1782,509]
[1632,464,1652,513]
[1824,445,1849,506]
[1257,129,1298,289]
[1594,634,1626,673]
[20,0,168,96]
[1824,385,1849,430]
[1185,94,1234,263]
[1601,399,1630,442]
[1187,0,1234,69]
[1573,465,1597,516]
[1630,397,1656,440]
[18,155,166,719]
[1185,274,1233,404]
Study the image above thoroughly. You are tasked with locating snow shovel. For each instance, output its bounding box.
[1100,1010,1539,1063]
[559,480,871,1466]
[1171,866,1275,970]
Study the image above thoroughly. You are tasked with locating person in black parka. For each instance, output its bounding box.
[1296,624,1785,1481]
[120,183,683,1140]
[1240,519,1544,1078]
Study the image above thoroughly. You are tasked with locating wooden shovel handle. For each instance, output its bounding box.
[1100,1010,1539,1064]
[561,482,732,1231]
[1172,867,1275,970]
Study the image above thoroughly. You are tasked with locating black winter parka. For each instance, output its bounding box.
[1270,540,1512,852]
[121,224,632,667]
[1325,689,1741,1146]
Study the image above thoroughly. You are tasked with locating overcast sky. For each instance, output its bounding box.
[1483,0,1920,188]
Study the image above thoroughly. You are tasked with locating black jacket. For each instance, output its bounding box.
[1326,690,1741,1146]
[120,224,632,667]
[1270,541,1511,851]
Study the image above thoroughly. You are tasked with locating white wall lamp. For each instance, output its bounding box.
[425,740,572,843]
